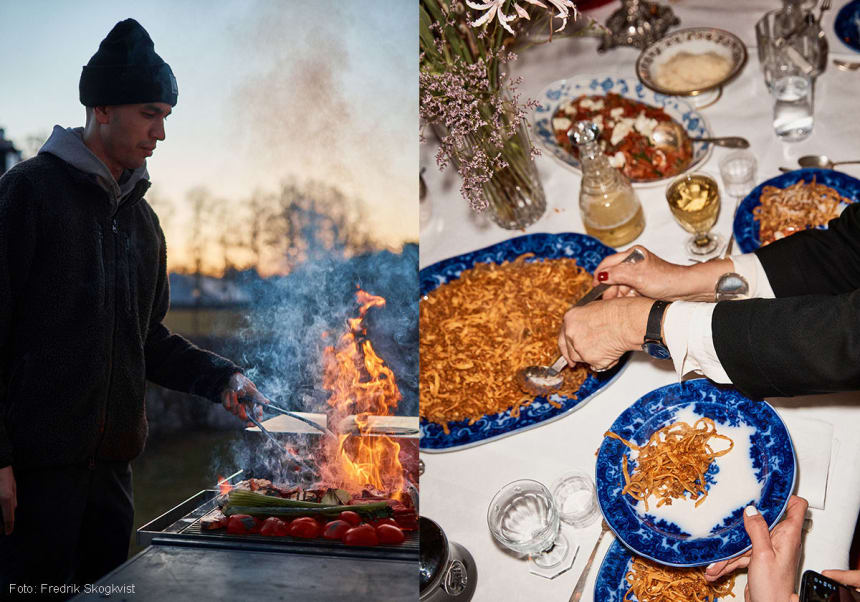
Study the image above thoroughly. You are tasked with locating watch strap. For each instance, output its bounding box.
[644,299,672,346]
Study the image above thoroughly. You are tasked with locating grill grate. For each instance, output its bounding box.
[138,482,418,561]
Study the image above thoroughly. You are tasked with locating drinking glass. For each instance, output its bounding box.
[719,151,758,200]
[487,479,575,578]
[666,173,722,256]
[772,73,814,141]
[551,471,600,529]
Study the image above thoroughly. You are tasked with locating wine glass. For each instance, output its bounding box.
[487,479,575,578]
[666,172,723,256]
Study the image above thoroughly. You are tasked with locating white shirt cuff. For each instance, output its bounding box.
[663,301,732,383]
[730,253,775,299]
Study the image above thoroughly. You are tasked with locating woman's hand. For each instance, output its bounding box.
[594,246,733,302]
[705,495,808,602]
[557,296,652,371]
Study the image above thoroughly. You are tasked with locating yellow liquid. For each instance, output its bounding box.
[584,205,645,247]
[667,175,720,235]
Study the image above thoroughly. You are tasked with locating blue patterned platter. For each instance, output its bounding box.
[596,379,796,567]
[733,168,860,253]
[420,233,629,453]
[532,75,712,186]
[594,540,738,601]
[835,0,860,52]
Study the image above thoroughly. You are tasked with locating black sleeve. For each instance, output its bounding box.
[754,202,860,297]
[712,291,860,399]
[143,216,241,403]
[0,173,38,467]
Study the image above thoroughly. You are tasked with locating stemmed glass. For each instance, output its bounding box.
[666,172,723,256]
[487,479,575,578]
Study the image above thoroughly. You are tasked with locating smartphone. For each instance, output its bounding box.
[800,570,860,602]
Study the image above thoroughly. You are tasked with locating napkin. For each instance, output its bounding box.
[778,413,834,510]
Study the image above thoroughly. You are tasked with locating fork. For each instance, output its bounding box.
[817,0,831,24]
[569,520,611,602]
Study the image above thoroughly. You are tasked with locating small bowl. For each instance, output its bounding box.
[636,27,747,98]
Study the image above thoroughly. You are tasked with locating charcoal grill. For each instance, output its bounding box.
[137,470,419,562]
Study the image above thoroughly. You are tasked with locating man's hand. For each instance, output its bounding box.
[221,373,267,426]
[820,569,860,592]
[594,246,733,302]
[557,296,652,371]
[0,465,16,535]
[704,496,808,602]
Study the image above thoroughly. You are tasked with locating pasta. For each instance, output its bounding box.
[753,179,851,245]
[420,254,594,434]
[625,556,736,602]
[605,418,733,511]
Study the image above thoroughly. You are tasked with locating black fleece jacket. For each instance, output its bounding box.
[0,153,240,470]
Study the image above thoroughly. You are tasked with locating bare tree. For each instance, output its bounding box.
[268,180,377,273]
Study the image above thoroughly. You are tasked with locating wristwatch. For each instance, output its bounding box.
[641,300,672,360]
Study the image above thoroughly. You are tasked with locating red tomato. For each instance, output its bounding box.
[375,524,405,545]
[260,517,288,537]
[289,518,321,539]
[370,518,399,529]
[226,515,259,535]
[343,524,379,546]
[339,510,362,526]
[323,519,351,540]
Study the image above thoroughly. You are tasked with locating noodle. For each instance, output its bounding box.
[753,178,851,245]
[420,255,593,433]
[605,418,733,511]
[625,557,736,602]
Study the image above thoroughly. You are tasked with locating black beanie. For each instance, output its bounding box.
[79,18,178,107]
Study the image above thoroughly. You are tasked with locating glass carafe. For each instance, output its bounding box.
[570,121,644,247]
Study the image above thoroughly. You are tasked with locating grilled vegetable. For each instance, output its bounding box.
[338,510,362,526]
[260,517,289,537]
[375,524,405,545]
[323,520,351,540]
[289,517,321,539]
[226,514,260,535]
[228,489,331,508]
[343,524,379,546]
[222,503,391,521]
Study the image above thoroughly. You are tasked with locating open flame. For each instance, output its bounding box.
[216,475,233,495]
[320,289,405,496]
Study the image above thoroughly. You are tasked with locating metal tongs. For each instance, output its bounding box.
[245,411,319,477]
[240,394,338,442]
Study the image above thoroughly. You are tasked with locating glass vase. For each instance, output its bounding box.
[482,118,546,230]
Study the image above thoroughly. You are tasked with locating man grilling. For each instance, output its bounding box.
[0,19,265,591]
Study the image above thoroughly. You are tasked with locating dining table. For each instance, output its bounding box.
[418,1,860,600]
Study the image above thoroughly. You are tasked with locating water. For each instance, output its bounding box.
[489,482,559,556]
[772,76,814,141]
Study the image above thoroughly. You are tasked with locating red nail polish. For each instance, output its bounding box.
[597,271,608,282]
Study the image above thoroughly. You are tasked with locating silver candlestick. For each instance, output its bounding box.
[599,0,680,52]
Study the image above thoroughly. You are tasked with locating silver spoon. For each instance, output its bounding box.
[797,154,860,169]
[649,122,750,151]
[715,272,749,302]
[518,248,646,395]
[834,58,860,71]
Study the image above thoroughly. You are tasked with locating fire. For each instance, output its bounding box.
[320,289,405,496]
[216,475,232,495]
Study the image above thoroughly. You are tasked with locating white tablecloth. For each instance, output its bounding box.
[419,1,860,600]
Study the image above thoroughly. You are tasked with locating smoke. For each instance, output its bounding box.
[209,243,418,483]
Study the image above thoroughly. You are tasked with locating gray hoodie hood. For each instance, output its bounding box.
[38,125,149,207]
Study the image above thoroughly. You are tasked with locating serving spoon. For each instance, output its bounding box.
[518,249,646,395]
[797,154,860,169]
[649,122,750,151]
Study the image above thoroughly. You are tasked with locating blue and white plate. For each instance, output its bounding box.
[596,379,796,567]
[420,233,629,453]
[531,75,712,186]
[835,0,860,52]
[733,168,860,253]
[594,540,737,601]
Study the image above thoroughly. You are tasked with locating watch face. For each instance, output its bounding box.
[642,341,671,360]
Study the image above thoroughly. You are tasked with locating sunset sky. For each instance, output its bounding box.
[0,1,416,271]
